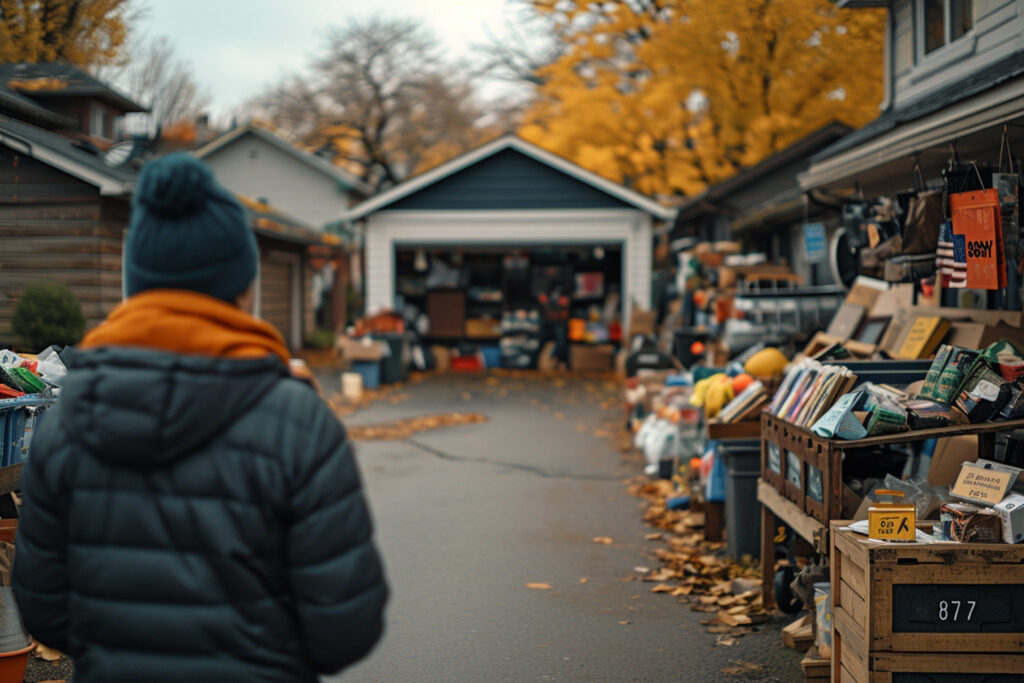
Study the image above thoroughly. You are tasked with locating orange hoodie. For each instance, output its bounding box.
[80,290,290,366]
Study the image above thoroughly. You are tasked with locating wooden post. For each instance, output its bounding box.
[332,255,349,332]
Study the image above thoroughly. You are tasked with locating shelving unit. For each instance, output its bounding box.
[758,413,1024,609]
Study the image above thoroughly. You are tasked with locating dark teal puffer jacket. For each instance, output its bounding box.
[12,347,388,682]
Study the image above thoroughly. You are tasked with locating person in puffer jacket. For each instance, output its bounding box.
[12,153,388,682]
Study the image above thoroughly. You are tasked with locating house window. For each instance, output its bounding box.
[922,0,973,55]
[90,104,106,138]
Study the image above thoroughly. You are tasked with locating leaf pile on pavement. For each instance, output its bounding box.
[346,413,488,441]
[628,478,769,643]
[721,660,764,676]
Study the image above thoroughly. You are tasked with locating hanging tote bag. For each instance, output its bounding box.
[993,125,1021,264]
[902,164,944,255]
[950,166,1006,290]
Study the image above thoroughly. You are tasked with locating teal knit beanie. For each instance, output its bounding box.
[125,153,257,302]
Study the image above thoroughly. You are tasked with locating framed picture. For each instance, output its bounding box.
[854,316,891,346]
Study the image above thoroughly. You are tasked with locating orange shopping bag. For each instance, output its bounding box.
[950,188,1006,290]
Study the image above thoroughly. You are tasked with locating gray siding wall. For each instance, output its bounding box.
[888,0,1024,107]
[388,149,632,211]
[203,133,354,229]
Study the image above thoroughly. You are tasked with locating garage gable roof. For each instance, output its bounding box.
[346,135,676,221]
[195,123,372,196]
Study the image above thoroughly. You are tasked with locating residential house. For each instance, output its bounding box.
[0,62,145,343]
[345,134,677,336]
[673,123,853,286]
[197,123,371,333]
[802,0,1024,197]
[196,122,371,230]
[0,63,339,350]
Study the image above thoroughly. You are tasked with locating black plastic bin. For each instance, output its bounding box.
[720,439,761,561]
[372,333,410,385]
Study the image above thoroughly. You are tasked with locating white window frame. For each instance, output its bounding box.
[915,0,975,61]
[90,103,106,138]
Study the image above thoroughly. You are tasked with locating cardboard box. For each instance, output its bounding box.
[881,306,1024,357]
[995,493,1024,543]
[928,436,979,487]
[868,283,914,318]
[432,345,451,372]
[465,318,501,338]
[946,322,1024,351]
[336,336,387,362]
[570,344,615,371]
[627,309,657,341]
[942,502,1003,543]
[845,277,888,309]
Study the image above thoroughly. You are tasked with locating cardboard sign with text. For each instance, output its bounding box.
[952,462,1015,505]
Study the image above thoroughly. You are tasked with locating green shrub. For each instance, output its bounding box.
[305,328,337,350]
[12,282,86,351]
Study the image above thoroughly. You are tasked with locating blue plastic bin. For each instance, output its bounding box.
[4,409,25,467]
[351,361,381,390]
[0,409,9,467]
[480,345,502,369]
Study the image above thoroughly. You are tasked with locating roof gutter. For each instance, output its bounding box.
[800,79,1024,191]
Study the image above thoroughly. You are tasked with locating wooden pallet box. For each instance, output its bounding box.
[830,523,1024,683]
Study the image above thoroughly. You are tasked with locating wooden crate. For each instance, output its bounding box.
[761,414,1021,527]
[831,522,1024,683]
[834,615,1024,682]
[761,413,838,524]
[707,418,761,440]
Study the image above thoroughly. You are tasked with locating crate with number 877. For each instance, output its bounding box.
[830,522,1024,682]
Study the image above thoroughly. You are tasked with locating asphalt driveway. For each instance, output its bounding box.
[326,372,803,683]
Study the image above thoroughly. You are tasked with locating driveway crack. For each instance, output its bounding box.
[404,438,622,482]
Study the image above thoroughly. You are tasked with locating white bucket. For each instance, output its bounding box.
[342,372,363,403]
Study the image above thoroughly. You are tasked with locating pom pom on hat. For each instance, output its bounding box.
[134,153,213,218]
[125,154,257,302]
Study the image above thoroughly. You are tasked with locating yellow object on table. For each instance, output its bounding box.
[868,490,916,542]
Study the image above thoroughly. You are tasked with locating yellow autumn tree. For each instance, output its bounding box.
[0,0,132,68]
[520,0,885,197]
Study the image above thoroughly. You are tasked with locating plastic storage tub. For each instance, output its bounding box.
[480,345,502,368]
[350,361,381,390]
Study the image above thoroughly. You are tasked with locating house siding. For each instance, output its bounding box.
[889,0,1024,107]
[893,0,915,78]
[387,149,634,211]
[203,133,353,229]
[0,149,124,344]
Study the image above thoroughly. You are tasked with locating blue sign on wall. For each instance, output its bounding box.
[804,222,826,264]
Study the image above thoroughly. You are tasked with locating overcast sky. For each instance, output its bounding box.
[138,0,533,120]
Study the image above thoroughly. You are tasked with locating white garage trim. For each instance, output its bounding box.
[364,209,653,324]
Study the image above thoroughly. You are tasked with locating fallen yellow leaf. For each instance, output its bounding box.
[579,577,589,584]
[526,582,551,590]
[592,536,614,545]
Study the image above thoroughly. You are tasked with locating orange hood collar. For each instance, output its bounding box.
[81,290,290,366]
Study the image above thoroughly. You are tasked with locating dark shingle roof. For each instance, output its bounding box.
[0,88,76,128]
[0,62,146,113]
[812,52,1024,162]
[0,114,137,191]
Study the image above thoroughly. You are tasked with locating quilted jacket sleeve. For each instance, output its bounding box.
[12,414,71,654]
[285,392,388,674]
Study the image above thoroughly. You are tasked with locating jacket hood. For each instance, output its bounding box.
[58,346,287,467]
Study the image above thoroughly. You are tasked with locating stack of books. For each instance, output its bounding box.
[767,360,859,429]
[716,380,769,424]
